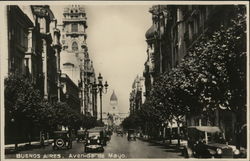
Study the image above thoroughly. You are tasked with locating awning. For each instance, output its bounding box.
[188,126,221,133]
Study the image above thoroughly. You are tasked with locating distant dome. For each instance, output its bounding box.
[110,90,118,102]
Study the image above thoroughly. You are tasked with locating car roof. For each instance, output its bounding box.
[188,126,221,133]
[88,127,105,131]
[53,130,68,134]
[88,129,102,132]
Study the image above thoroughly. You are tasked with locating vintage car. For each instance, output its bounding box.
[77,129,87,142]
[52,131,72,150]
[84,129,104,153]
[103,130,110,145]
[116,129,123,137]
[127,129,136,141]
[185,126,241,158]
[91,126,109,146]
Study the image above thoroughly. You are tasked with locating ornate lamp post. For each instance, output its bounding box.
[92,73,108,122]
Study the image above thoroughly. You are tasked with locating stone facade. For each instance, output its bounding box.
[60,5,96,115]
[60,73,81,111]
[7,5,61,102]
[5,5,62,144]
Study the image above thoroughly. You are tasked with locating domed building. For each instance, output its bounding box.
[103,90,123,126]
[110,90,118,114]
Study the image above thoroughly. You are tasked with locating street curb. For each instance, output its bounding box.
[5,139,53,154]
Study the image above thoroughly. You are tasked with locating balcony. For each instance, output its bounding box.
[62,17,87,23]
[65,31,86,37]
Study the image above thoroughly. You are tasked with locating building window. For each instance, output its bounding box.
[72,42,78,51]
[71,23,78,32]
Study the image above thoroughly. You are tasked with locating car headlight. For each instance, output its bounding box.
[216,148,222,155]
[97,140,100,143]
[234,149,240,155]
[87,140,90,143]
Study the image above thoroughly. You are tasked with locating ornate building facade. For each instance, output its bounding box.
[5,5,62,144]
[60,5,96,115]
[7,5,61,102]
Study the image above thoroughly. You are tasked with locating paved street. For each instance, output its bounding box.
[5,135,184,159]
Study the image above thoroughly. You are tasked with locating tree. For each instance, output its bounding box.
[5,74,44,147]
[141,6,246,146]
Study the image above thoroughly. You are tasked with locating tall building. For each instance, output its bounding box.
[5,5,61,144]
[60,5,87,85]
[31,5,62,102]
[6,5,61,102]
[60,5,96,115]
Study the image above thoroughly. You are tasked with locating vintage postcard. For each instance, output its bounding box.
[0,1,249,160]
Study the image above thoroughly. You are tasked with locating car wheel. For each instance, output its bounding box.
[193,151,198,158]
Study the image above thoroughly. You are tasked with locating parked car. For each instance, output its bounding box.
[84,129,104,153]
[77,129,87,142]
[185,126,241,158]
[52,130,72,150]
[127,129,136,141]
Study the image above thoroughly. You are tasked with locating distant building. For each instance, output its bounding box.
[129,75,145,114]
[110,90,118,114]
[103,91,127,126]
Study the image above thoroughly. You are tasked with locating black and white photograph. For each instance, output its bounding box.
[0,1,249,160]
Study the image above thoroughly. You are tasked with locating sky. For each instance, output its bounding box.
[50,5,152,114]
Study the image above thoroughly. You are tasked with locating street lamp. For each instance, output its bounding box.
[93,73,108,123]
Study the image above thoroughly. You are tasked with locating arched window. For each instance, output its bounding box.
[72,42,78,51]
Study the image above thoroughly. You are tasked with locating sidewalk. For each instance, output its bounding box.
[138,136,190,157]
[5,139,53,154]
